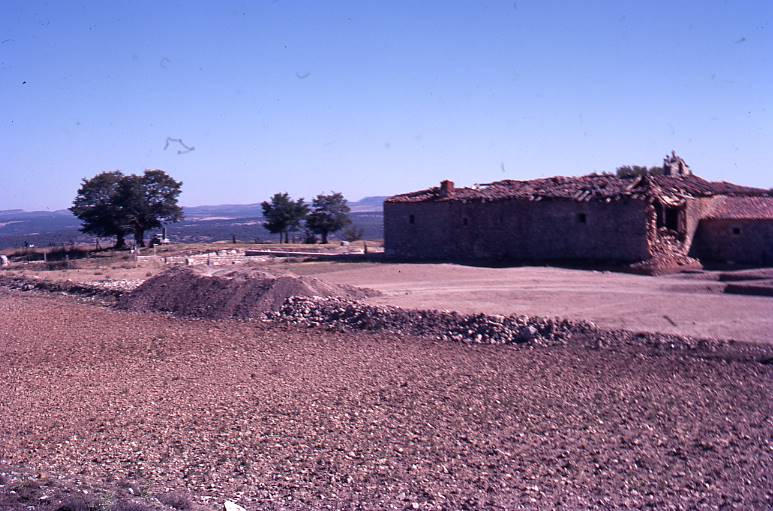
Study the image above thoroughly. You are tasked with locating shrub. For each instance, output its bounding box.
[157,492,191,510]
[53,497,93,511]
[10,479,41,502]
[112,501,155,511]
[342,225,364,242]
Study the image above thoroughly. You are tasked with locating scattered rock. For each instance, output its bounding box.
[267,296,596,347]
[224,500,246,511]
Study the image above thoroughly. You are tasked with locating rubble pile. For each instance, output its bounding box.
[268,296,597,346]
[0,274,123,299]
[91,279,143,291]
[631,228,702,274]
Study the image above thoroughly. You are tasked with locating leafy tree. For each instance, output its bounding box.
[306,192,352,244]
[115,170,184,247]
[70,169,183,248]
[261,193,309,243]
[302,228,318,244]
[342,225,364,242]
[616,165,665,178]
[70,171,129,248]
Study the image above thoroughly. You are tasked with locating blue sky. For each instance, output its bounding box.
[1,0,771,210]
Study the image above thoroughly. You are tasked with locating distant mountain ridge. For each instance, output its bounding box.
[0,196,386,249]
[0,196,386,220]
[185,196,385,218]
[349,196,386,212]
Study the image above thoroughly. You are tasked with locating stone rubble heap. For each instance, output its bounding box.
[631,228,702,274]
[0,275,123,299]
[91,279,144,291]
[268,296,598,346]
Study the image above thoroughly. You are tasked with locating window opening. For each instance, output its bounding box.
[656,203,683,232]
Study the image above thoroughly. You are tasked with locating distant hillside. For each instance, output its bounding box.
[0,197,385,249]
[184,196,385,218]
[349,196,386,213]
[183,203,261,220]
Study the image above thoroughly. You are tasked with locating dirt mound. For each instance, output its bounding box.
[119,266,376,319]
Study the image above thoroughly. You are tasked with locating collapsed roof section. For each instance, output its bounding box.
[386,173,771,204]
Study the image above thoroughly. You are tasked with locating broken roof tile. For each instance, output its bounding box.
[386,174,772,204]
[704,196,773,220]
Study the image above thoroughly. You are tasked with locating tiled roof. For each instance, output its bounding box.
[704,196,773,220]
[386,174,771,204]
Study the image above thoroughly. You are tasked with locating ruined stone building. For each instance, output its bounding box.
[384,153,773,267]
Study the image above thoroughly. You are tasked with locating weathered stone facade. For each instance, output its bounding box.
[385,198,650,262]
[385,155,773,268]
[690,197,773,265]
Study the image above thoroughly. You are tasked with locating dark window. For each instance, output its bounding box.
[732,227,741,235]
[408,214,415,225]
[664,208,681,230]
[657,204,682,231]
[462,217,469,226]
[577,213,587,224]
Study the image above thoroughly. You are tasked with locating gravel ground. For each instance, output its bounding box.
[0,289,771,510]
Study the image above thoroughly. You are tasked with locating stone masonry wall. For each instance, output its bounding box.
[691,219,773,265]
[683,197,720,252]
[385,198,651,262]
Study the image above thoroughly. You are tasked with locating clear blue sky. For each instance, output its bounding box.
[1,0,771,210]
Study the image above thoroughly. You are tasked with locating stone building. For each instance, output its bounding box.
[384,153,773,268]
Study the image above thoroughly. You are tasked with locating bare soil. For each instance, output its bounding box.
[119,266,377,319]
[1,289,771,510]
[277,262,773,344]
[5,257,773,343]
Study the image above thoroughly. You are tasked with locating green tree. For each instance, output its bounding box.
[115,170,184,247]
[70,171,129,248]
[261,193,309,243]
[306,192,352,244]
[342,225,364,242]
[70,169,183,249]
[616,165,665,178]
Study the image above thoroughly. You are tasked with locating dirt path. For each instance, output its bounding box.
[0,290,771,510]
[280,262,773,343]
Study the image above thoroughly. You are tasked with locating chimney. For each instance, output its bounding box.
[663,150,692,177]
[440,179,455,197]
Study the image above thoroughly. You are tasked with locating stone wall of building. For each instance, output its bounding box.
[691,219,773,265]
[683,197,720,252]
[385,198,651,262]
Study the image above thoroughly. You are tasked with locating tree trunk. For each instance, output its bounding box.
[115,233,126,250]
[134,229,145,247]
[321,231,329,244]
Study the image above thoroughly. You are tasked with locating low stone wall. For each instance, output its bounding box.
[137,249,252,267]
